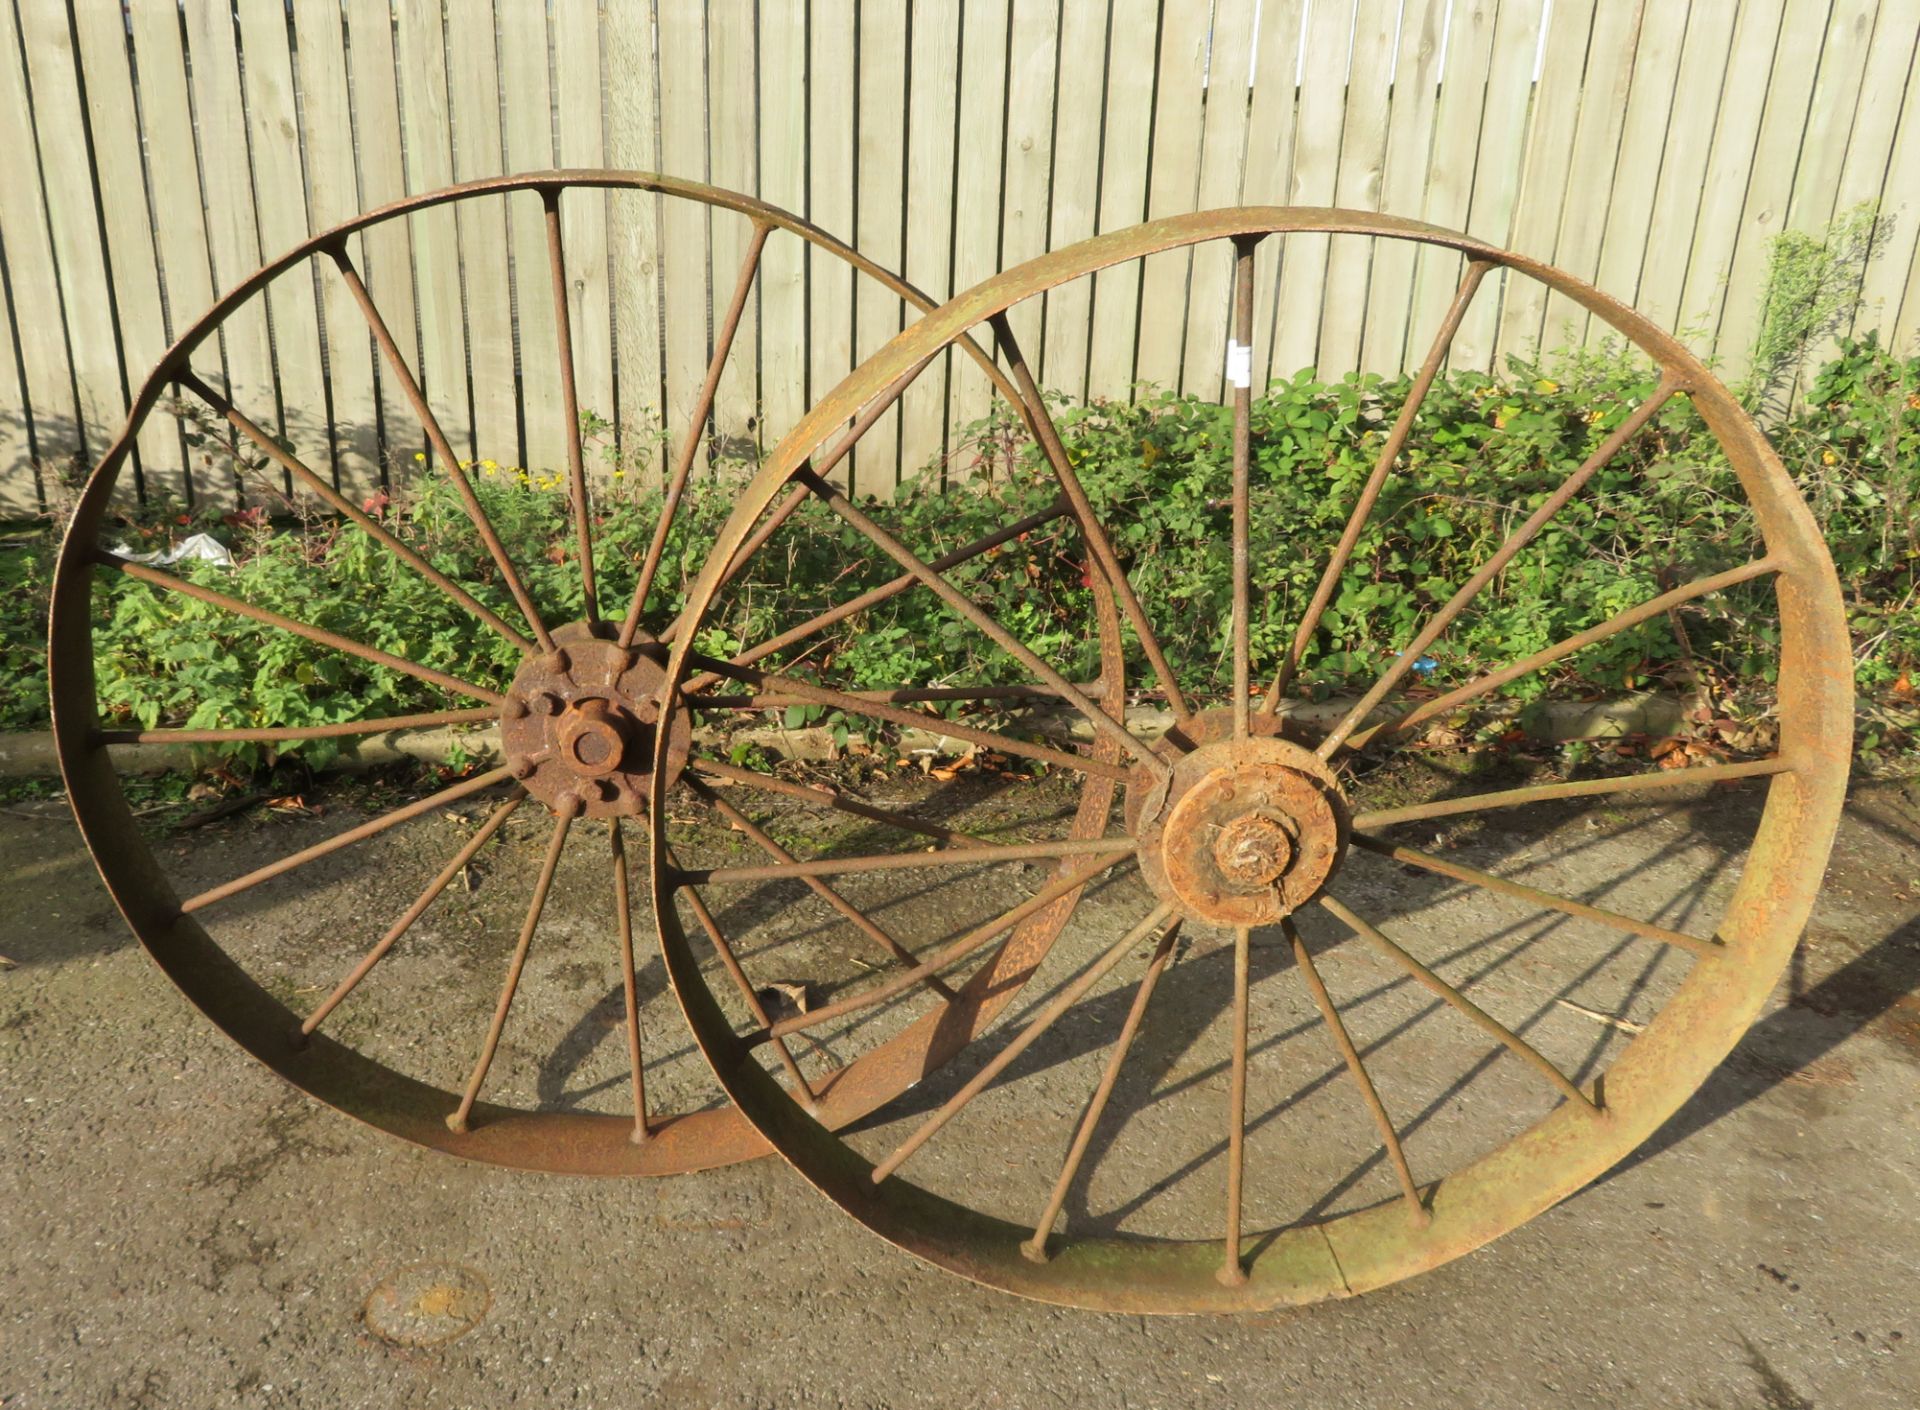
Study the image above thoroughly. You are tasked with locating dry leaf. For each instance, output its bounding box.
[755,981,810,1017]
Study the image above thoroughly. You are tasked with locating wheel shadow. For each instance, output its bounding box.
[841,770,1920,1244]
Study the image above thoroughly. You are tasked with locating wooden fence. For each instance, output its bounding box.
[4,0,1920,516]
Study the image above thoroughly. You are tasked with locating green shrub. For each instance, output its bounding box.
[3,333,1916,767]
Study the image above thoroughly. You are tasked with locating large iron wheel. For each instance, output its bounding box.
[47,171,1117,1177]
[647,210,1853,1309]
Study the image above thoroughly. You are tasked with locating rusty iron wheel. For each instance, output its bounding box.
[646,210,1852,1309]
[47,171,1119,1177]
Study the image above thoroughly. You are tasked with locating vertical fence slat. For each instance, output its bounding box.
[855,0,908,492]
[758,1,808,462]
[1038,0,1114,404]
[552,1,614,441]
[1407,0,1496,369]
[0,264,29,514]
[1086,0,1161,403]
[126,1,226,504]
[1628,2,1740,338]
[1671,0,1785,348]
[946,0,1010,468]
[1134,1,1211,394]
[1315,0,1398,379]
[505,4,569,476]
[1272,0,1355,381]
[658,1,710,466]
[1587,0,1689,341]
[16,6,126,511]
[1705,0,1832,381]
[444,3,518,467]
[1447,0,1546,374]
[1786,0,1881,240]
[998,0,1061,396]
[1181,0,1259,401]
[343,0,423,474]
[1537,2,1644,356]
[901,0,960,480]
[17,2,124,490]
[290,0,381,496]
[1358,0,1444,375]
[1789,0,1896,380]
[235,0,333,492]
[810,0,859,488]
[1243,0,1307,393]
[710,2,761,458]
[181,0,281,502]
[1856,1,1920,343]
[392,3,472,466]
[1495,0,1598,364]
[604,4,663,480]
[1899,203,1920,348]
[71,0,186,502]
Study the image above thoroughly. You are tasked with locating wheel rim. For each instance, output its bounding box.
[47,171,1114,1177]
[647,208,1852,1306]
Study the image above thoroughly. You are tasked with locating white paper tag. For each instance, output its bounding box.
[1226,340,1252,389]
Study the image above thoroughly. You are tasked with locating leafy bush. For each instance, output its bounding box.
[3,334,1917,766]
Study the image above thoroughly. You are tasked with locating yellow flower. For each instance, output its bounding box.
[612,469,626,479]
[1821,449,1838,465]
[481,459,497,470]
[413,451,427,462]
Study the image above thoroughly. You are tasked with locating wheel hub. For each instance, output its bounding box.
[1131,714,1347,928]
[499,622,690,818]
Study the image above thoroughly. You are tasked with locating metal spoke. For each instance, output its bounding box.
[755,850,1139,1043]
[870,901,1175,1185]
[173,371,532,652]
[1350,833,1721,958]
[689,681,1106,710]
[679,498,1072,694]
[1344,556,1783,752]
[989,312,1192,723]
[1229,237,1258,739]
[294,792,525,1043]
[98,553,502,708]
[1264,261,1493,710]
[678,881,819,1109]
[689,757,983,845]
[447,797,578,1133]
[1318,374,1680,756]
[329,243,555,653]
[546,189,600,624]
[618,220,774,647]
[99,706,497,747]
[1219,923,1252,1286]
[180,766,513,914]
[1285,918,1427,1226]
[683,835,1134,887]
[686,653,1132,781]
[793,467,1168,778]
[609,820,650,1142]
[1349,756,1790,832]
[1317,895,1597,1110]
[684,775,958,1001]
[1022,922,1182,1263]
